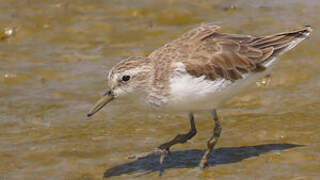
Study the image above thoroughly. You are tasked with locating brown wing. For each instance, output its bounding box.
[180,24,312,81]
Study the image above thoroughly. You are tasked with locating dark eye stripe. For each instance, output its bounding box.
[122,75,130,82]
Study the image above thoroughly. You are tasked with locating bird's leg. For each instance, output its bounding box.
[157,113,197,164]
[199,109,222,169]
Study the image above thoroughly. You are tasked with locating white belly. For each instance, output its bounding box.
[166,63,273,112]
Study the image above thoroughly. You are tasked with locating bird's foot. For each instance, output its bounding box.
[199,160,208,170]
[127,148,171,162]
[127,151,152,160]
[199,150,212,170]
[153,147,171,164]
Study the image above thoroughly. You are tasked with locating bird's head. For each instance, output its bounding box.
[87,56,152,117]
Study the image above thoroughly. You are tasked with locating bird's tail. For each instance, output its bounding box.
[250,25,312,67]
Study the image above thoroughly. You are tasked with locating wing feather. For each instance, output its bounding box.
[178,25,311,81]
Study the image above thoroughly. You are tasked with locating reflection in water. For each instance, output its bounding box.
[104,143,302,178]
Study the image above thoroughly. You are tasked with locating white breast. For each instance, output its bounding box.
[167,62,272,112]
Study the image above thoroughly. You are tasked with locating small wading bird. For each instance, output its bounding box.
[87,23,312,169]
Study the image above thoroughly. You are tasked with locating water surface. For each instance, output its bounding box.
[0,0,319,179]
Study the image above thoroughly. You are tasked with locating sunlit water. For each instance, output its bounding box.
[0,0,319,179]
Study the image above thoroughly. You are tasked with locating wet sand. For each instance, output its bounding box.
[0,0,319,179]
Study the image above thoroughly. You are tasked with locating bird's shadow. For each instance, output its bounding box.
[104,143,302,178]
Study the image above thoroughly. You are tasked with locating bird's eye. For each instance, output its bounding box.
[122,75,130,82]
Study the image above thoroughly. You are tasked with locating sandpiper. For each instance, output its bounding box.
[87,23,312,169]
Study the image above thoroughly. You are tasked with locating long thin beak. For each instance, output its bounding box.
[87,91,114,117]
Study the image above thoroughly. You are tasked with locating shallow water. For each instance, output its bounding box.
[0,0,319,179]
